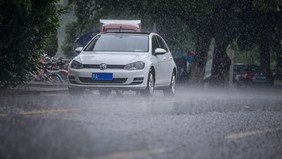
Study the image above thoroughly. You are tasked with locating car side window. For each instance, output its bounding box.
[152,36,160,54]
[157,36,168,52]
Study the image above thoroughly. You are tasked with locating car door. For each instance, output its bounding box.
[157,36,173,85]
[151,35,167,86]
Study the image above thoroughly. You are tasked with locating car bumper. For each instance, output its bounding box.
[68,68,148,90]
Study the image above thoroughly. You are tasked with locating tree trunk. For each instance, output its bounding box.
[272,14,282,70]
[259,34,271,74]
[210,40,231,86]
[188,21,212,85]
[208,0,238,86]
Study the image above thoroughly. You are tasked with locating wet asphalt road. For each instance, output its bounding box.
[0,86,282,159]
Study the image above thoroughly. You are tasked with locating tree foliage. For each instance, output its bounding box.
[62,0,199,58]
[63,0,282,85]
[62,21,81,58]
[0,0,62,88]
[44,31,59,57]
[237,0,282,73]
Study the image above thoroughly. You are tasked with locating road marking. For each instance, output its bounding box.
[2,99,187,116]
[93,148,166,159]
[0,114,8,117]
[19,108,80,115]
[225,126,282,139]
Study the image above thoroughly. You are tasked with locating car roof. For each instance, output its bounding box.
[100,32,151,35]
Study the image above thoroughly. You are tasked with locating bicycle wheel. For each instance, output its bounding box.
[58,71,68,82]
[48,73,63,83]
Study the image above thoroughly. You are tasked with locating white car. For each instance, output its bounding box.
[68,32,177,96]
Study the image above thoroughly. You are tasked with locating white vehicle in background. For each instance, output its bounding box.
[100,19,141,32]
[68,32,177,96]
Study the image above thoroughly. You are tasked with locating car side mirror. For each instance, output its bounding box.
[75,47,83,54]
[154,48,166,55]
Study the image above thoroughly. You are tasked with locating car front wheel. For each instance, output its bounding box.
[141,70,154,97]
[163,72,176,96]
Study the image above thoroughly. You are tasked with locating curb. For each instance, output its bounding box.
[0,82,69,96]
[24,82,68,88]
[0,88,69,96]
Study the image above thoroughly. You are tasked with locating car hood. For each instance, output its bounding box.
[74,51,149,65]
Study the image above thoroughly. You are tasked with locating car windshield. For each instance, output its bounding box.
[84,34,149,52]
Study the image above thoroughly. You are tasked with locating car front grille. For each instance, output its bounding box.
[83,64,125,69]
[79,77,127,84]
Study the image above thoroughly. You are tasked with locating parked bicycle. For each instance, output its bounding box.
[27,62,63,84]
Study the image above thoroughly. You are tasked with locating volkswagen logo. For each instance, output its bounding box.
[100,63,107,70]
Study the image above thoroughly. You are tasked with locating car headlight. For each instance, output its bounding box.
[71,60,83,69]
[124,61,145,70]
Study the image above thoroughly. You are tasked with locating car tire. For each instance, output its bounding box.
[135,91,140,96]
[163,72,176,96]
[99,89,112,96]
[115,90,124,97]
[141,70,154,97]
[68,87,84,96]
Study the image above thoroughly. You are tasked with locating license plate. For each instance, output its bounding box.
[257,76,266,80]
[92,73,113,80]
